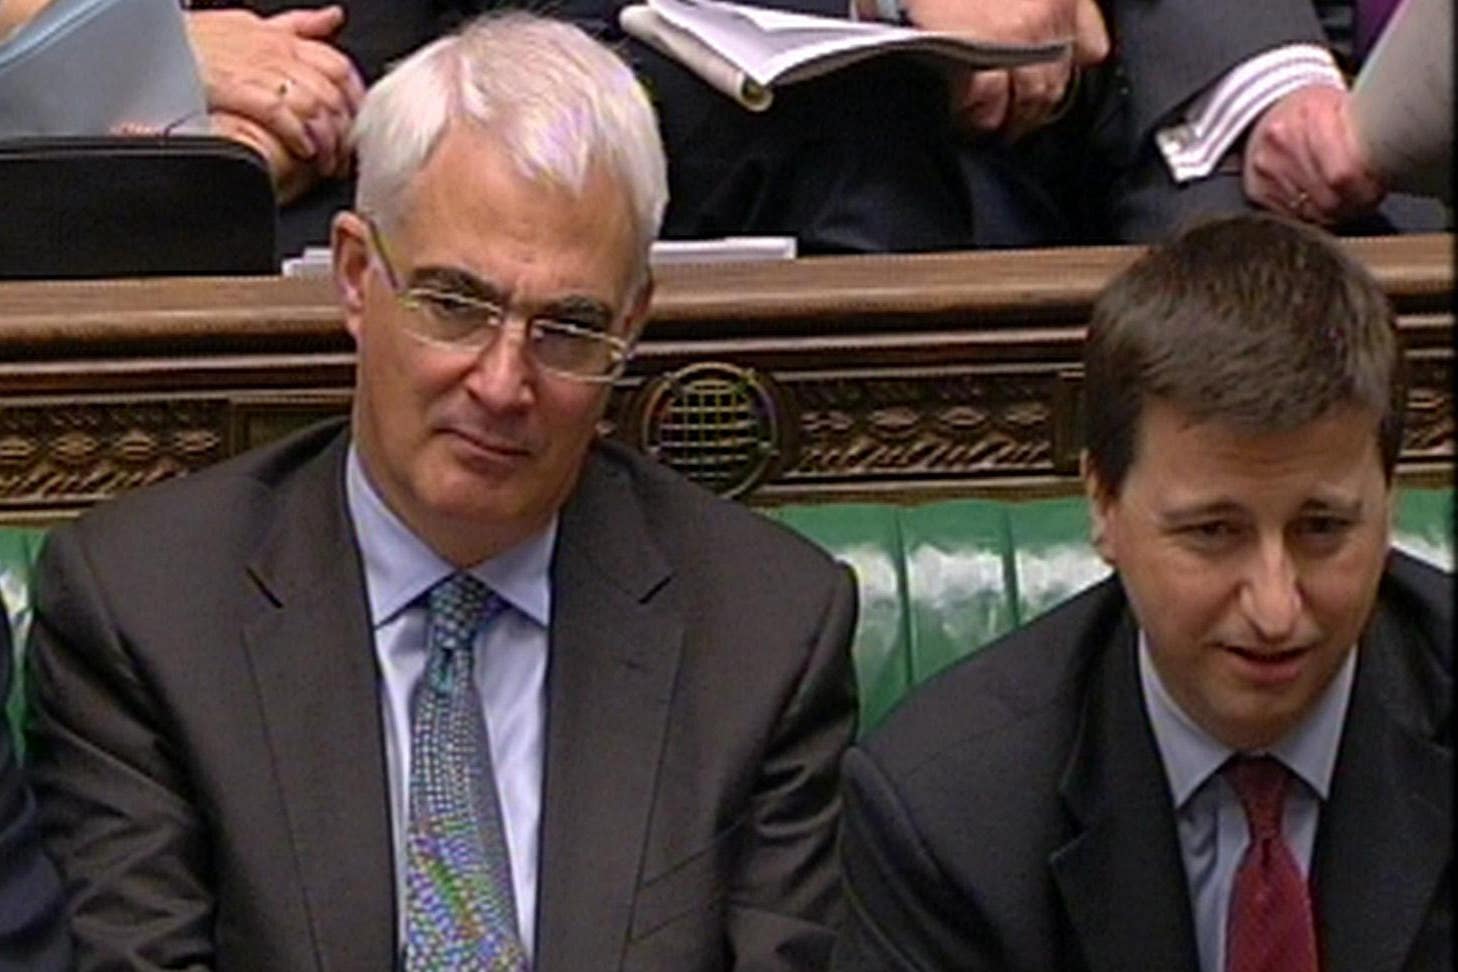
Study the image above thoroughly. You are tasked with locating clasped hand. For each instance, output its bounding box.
[187,5,366,203]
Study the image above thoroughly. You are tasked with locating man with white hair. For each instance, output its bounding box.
[27,14,857,970]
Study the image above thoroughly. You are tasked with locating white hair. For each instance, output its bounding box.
[350,12,668,275]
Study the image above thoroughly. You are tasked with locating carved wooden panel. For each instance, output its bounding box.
[0,234,1449,519]
[0,398,227,511]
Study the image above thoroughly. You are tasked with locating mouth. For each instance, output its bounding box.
[1221,644,1311,685]
[440,426,532,467]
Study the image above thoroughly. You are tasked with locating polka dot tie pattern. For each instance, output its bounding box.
[404,573,529,971]
[1223,756,1318,972]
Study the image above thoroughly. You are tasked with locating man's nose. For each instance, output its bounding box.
[464,322,534,411]
[1238,537,1303,644]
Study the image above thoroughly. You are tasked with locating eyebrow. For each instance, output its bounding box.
[408,266,502,303]
[1157,495,1367,525]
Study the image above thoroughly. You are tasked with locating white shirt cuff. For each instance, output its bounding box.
[1155,43,1346,183]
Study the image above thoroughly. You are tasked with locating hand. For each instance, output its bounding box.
[934,0,1109,141]
[1243,85,1386,225]
[186,6,365,179]
[210,110,321,206]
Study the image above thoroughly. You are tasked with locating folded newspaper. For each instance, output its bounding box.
[620,0,1068,110]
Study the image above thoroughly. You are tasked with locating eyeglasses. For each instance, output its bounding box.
[362,214,635,383]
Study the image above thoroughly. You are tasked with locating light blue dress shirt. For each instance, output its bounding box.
[345,446,552,959]
[1139,635,1356,972]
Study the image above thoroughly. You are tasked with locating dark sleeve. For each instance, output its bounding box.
[1109,0,1330,144]
[727,563,859,970]
[0,621,71,972]
[26,526,214,972]
[831,747,1003,972]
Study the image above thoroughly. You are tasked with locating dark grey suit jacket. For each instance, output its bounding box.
[0,622,69,972]
[28,420,857,971]
[832,552,1452,972]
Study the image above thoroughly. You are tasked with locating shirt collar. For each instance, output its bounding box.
[1139,632,1356,807]
[345,444,555,629]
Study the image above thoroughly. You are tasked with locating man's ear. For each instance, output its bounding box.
[1081,450,1116,565]
[332,211,370,341]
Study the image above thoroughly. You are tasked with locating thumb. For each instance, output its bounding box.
[266,4,345,38]
[1072,0,1109,66]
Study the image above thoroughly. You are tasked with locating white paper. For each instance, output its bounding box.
[622,0,1067,109]
[1351,0,1452,200]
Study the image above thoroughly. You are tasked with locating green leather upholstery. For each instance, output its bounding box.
[2,492,1452,742]
[773,489,1453,733]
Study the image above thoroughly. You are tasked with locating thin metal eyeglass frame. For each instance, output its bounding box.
[360,213,633,384]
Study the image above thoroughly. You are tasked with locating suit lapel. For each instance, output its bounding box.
[1050,616,1201,972]
[534,451,682,972]
[240,433,397,971]
[1313,604,1452,972]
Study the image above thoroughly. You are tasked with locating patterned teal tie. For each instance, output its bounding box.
[404,573,530,971]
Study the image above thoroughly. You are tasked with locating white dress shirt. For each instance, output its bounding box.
[345,445,551,959]
[1156,43,1348,182]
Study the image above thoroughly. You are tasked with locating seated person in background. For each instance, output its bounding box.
[833,213,1452,970]
[0,621,68,972]
[896,0,1441,245]
[27,13,857,970]
[183,0,987,256]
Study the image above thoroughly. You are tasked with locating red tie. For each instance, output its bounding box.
[1224,757,1319,972]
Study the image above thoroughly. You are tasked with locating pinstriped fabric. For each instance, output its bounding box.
[404,573,529,971]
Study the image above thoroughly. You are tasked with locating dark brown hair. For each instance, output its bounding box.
[1082,214,1405,496]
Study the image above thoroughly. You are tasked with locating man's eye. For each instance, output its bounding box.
[536,315,609,338]
[1297,515,1352,538]
[423,293,493,322]
[1180,521,1242,547]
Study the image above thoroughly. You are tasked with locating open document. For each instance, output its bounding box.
[620,0,1067,110]
[0,0,206,137]
[1350,0,1452,201]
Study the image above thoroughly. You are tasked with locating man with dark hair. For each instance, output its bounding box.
[832,213,1452,971]
[0,620,69,972]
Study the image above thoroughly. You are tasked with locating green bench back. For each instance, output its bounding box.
[771,490,1453,732]
[3,491,1452,741]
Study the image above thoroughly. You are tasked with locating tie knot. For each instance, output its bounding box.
[427,572,503,656]
[1224,755,1290,839]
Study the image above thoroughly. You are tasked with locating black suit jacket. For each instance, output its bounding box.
[28,420,857,971]
[0,622,69,972]
[832,552,1452,972]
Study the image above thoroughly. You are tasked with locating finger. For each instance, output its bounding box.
[1002,60,1067,140]
[292,38,367,112]
[1242,133,1301,217]
[212,78,317,158]
[1309,100,1385,214]
[281,61,352,121]
[957,70,1012,134]
[1279,116,1345,221]
[266,4,345,39]
[1072,0,1109,65]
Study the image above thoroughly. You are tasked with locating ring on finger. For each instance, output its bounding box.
[276,78,292,100]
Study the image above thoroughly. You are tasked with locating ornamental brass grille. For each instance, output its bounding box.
[636,362,783,498]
